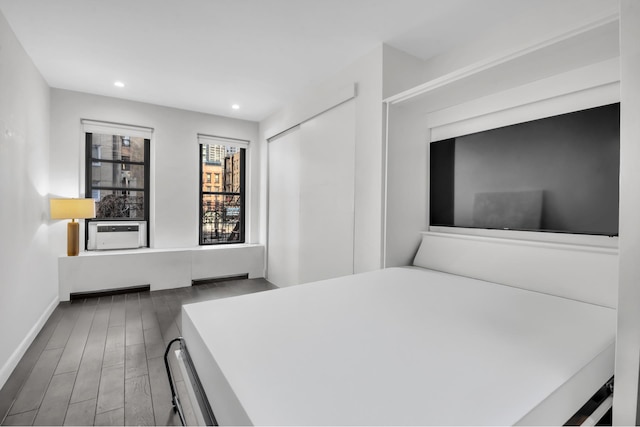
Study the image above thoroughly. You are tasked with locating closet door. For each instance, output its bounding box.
[298,100,355,283]
[267,100,356,287]
[267,128,301,287]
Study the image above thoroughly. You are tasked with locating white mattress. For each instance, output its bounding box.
[182,267,616,426]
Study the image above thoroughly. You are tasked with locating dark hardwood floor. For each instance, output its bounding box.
[0,278,277,426]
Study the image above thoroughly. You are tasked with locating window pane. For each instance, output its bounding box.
[200,143,244,245]
[92,163,145,189]
[202,162,223,192]
[201,194,242,244]
[95,190,145,220]
[201,145,242,191]
[90,133,146,162]
[226,154,242,192]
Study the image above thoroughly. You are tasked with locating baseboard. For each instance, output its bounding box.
[0,296,58,389]
[70,284,150,300]
[192,273,249,286]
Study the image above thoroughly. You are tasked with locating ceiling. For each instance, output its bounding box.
[0,0,546,122]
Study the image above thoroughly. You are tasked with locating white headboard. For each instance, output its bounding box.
[413,231,618,308]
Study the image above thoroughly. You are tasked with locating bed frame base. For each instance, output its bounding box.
[565,377,614,426]
[164,337,217,426]
[164,335,612,426]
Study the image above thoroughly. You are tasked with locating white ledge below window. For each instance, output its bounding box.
[58,244,265,302]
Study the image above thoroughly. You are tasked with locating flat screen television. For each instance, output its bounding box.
[430,103,620,236]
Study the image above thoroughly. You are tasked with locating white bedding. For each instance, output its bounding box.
[182,267,615,426]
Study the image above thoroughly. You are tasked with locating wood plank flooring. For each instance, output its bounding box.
[0,278,276,426]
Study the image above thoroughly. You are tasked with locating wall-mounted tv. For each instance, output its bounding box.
[430,103,620,236]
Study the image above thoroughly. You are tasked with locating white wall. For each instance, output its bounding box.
[419,0,620,83]
[614,1,640,424]
[382,44,426,100]
[260,46,385,275]
[384,102,430,267]
[0,11,57,388]
[49,90,266,298]
[50,88,260,247]
[267,128,301,286]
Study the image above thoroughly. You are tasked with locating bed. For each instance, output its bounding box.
[175,260,616,425]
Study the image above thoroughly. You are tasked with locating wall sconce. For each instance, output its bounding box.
[50,198,96,256]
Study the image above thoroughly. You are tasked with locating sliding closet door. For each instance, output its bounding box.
[267,100,356,287]
[267,128,301,287]
[298,100,355,283]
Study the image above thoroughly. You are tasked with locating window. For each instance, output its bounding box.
[86,132,150,242]
[200,141,245,244]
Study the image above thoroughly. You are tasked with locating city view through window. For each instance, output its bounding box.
[87,135,244,246]
[200,144,245,244]
[87,133,149,221]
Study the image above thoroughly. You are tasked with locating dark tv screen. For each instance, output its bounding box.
[430,103,620,236]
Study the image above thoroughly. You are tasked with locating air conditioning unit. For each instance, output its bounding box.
[87,221,147,250]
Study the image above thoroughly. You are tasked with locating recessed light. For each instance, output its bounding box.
[114,81,125,88]
[231,104,240,110]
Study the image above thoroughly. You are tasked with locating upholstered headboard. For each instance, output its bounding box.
[413,232,618,308]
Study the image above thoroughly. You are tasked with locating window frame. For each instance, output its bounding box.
[199,143,246,245]
[85,132,151,247]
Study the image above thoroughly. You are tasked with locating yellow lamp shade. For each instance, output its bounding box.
[50,198,96,256]
[50,198,96,220]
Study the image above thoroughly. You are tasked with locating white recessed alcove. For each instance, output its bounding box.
[383,13,621,307]
[384,13,620,260]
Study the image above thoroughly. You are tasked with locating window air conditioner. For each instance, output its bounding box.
[87,221,146,250]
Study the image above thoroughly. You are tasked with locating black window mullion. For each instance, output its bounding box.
[201,192,241,197]
[199,144,204,246]
[84,133,93,250]
[92,186,146,192]
[143,138,150,247]
[88,158,145,166]
[85,133,93,198]
[239,148,246,242]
